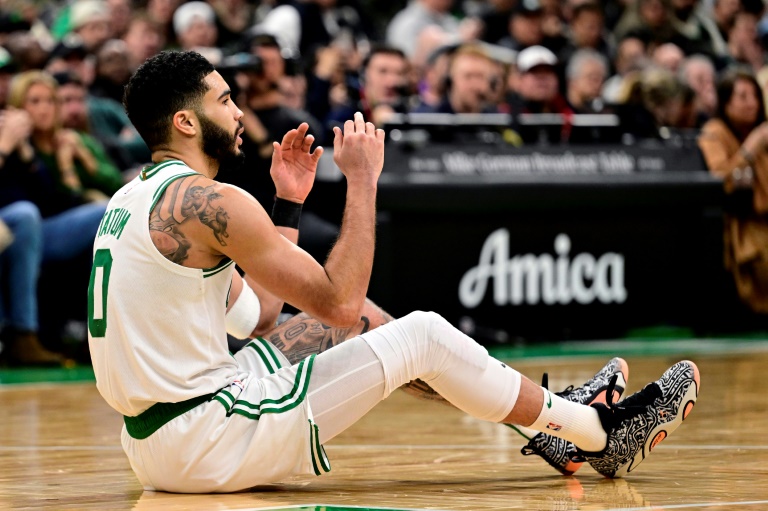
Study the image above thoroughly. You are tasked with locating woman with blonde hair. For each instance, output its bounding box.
[7,70,123,199]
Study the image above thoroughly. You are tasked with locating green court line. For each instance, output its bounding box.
[3,337,768,386]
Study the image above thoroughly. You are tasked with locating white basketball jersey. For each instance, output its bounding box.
[88,160,238,417]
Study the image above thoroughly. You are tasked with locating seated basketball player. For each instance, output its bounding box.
[87,51,700,493]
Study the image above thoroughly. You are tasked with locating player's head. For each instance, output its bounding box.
[123,50,244,168]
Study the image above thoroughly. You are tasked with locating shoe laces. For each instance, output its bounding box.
[602,374,662,423]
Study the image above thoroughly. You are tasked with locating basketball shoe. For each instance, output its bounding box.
[576,360,700,478]
[519,357,629,475]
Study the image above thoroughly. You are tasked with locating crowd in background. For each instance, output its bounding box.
[1,0,768,366]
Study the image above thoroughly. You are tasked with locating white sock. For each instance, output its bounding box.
[527,387,607,452]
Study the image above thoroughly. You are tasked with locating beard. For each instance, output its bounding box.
[197,112,246,171]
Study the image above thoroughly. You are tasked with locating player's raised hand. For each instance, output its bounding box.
[270,122,324,203]
[332,112,385,187]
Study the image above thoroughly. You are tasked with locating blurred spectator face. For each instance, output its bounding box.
[653,43,684,72]
[616,37,646,75]
[713,0,740,30]
[518,65,558,102]
[23,82,57,133]
[448,51,494,113]
[72,1,113,53]
[4,32,48,71]
[683,58,716,114]
[569,58,606,104]
[570,7,604,48]
[57,82,88,131]
[725,78,761,127]
[639,0,668,28]
[247,44,284,96]
[96,40,131,86]
[107,0,132,37]
[148,0,181,24]
[364,52,408,106]
[178,18,217,49]
[123,17,165,69]
[510,12,544,47]
[279,75,307,110]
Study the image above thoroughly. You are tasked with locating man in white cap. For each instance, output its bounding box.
[70,0,112,52]
[173,1,218,52]
[507,45,573,142]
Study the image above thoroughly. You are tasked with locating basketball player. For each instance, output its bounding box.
[88,51,700,493]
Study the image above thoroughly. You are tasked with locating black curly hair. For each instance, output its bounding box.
[123,51,215,150]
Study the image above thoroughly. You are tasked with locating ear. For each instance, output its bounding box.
[172,110,198,138]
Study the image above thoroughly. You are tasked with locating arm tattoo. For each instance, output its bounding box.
[263,305,454,407]
[149,177,230,263]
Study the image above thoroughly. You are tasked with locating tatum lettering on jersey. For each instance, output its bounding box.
[97,207,132,240]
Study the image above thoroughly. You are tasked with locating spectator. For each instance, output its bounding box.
[327,45,410,127]
[172,1,221,63]
[668,0,720,57]
[215,34,337,265]
[479,0,515,45]
[8,70,123,199]
[602,36,649,103]
[107,0,132,38]
[414,43,500,114]
[507,45,573,142]
[0,106,65,366]
[386,0,479,58]
[146,0,183,48]
[70,0,113,53]
[54,70,150,172]
[614,0,677,47]
[565,49,610,113]
[679,54,717,124]
[90,39,132,104]
[615,66,687,139]
[45,34,94,87]
[3,31,49,72]
[498,0,545,51]
[707,0,739,59]
[413,38,457,111]
[698,69,768,314]
[209,0,257,50]
[559,2,613,65]
[652,42,685,73]
[295,0,373,62]
[0,104,104,361]
[727,5,764,72]
[122,12,166,72]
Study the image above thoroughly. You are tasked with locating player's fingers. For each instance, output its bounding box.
[293,123,309,149]
[354,111,365,133]
[281,129,297,148]
[333,126,343,153]
[311,145,324,162]
[271,142,282,165]
[343,119,355,138]
[376,128,385,142]
[301,134,315,152]
[365,121,375,136]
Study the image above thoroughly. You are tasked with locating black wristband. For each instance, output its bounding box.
[271,197,303,229]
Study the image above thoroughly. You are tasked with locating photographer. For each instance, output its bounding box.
[326,45,411,129]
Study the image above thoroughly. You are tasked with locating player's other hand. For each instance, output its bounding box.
[270,122,323,203]
[332,111,385,187]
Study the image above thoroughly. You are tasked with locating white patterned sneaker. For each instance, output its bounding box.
[577,360,700,478]
[520,357,629,475]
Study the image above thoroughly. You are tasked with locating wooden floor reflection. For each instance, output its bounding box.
[2,352,768,510]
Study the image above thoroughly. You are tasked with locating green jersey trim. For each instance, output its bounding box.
[124,392,215,439]
[140,160,186,181]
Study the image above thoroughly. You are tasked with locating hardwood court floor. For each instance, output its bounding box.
[2,348,768,510]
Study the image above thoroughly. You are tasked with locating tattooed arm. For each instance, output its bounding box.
[264,298,454,406]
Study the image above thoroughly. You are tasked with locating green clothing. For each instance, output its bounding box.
[87,96,151,167]
[37,132,124,196]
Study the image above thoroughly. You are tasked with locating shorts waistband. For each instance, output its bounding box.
[124,393,215,440]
